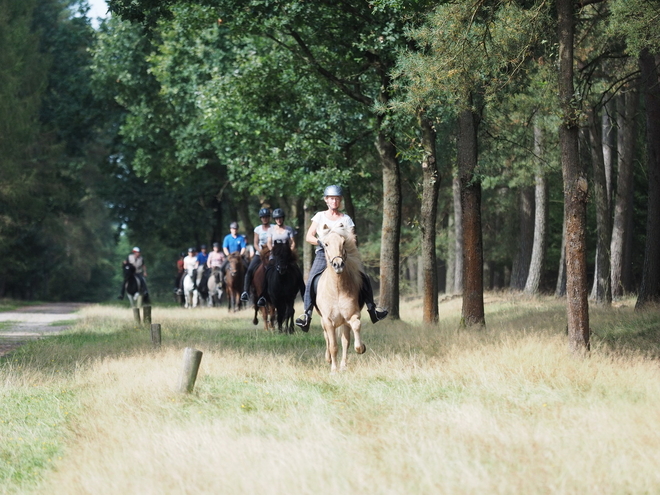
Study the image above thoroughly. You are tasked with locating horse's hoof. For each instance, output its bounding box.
[356,343,366,354]
[252,318,258,325]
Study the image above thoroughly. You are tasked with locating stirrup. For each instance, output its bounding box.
[295,313,310,332]
[257,297,267,307]
[240,292,249,302]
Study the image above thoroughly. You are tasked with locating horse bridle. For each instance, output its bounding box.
[328,248,347,266]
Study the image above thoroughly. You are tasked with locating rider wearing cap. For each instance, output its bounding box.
[294,185,388,331]
[241,208,273,303]
[255,208,299,307]
[206,242,226,283]
[222,222,247,257]
[118,246,148,299]
[221,221,248,278]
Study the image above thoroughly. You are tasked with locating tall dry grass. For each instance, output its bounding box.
[3,294,660,494]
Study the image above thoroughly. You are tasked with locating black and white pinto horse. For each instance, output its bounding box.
[196,266,211,307]
[122,262,150,308]
[266,242,305,334]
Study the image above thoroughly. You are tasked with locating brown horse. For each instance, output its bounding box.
[224,252,245,312]
[315,223,365,372]
[251,248,275,331]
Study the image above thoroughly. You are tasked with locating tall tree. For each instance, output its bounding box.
[635,49,660,308]
[558,0,590,353]
[610,84,638,299]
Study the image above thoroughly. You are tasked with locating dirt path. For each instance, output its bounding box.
[0,303,88,357]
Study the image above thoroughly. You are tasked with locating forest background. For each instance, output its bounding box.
[1,0,659,335]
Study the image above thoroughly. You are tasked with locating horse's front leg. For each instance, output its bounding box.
[340,323,350,371]
[348,314,365,354]
[321,317,339,372]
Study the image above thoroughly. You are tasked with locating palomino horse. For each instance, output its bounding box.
[315,223,365,372]
[182,268,199,309]
[224,252,245,312]
[266,242,305,334]
[207,268,224,307]
[251,248,275,331]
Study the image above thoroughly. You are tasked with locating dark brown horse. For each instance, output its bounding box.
[251,248,275,331]
[224,252,245,312]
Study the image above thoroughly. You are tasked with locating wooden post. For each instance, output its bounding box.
[143,305,152,324]
[177,347,203,393]
[132,307,141,323]
[150,323,161,347]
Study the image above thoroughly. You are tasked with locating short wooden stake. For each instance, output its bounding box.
[177,347,203,393]
[132,307,141,323]
[150,323,161,347]
[143,305,152,324]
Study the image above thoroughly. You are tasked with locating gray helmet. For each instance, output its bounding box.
[188,247,195,253]
[272,208,285,219]
[212,242,220,248]
[323,185,343,197]
[258,208,271,218]
[229,221,238,229]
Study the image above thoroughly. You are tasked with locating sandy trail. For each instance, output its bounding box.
[0,303,87,357]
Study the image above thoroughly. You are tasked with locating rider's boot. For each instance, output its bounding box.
[256,295,267,307]
[295,311,311,332]
[367,304,388,324]
[240,290,249,302]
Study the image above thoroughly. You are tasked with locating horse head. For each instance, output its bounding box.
[318,223,353,275]
[123,261,136,279]
[271,242,292,275]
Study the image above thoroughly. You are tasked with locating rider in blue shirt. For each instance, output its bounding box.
[221,221,247,275]
[222,222,247,256]
[196,244,209,266]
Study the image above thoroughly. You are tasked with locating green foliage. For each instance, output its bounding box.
[609,0,660,57]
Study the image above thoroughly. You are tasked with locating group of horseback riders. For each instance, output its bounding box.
[118,185,388,328]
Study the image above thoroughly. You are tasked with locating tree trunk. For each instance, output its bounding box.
[303,199,312,280]
[636,50,660,309]
[376,121,402,319]
[445,211,455,294]
[611,84,638,299]
[453,175,464,294]
[555,201,567,297]
[418,110,441,323]
[457,103,484,327]
[602,100,614,206]
[524,124,547,295]
[558,0,589,354]
[510,186,535,290]
[587,106,612,305]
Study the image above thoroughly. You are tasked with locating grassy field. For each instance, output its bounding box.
[1,294,660,494]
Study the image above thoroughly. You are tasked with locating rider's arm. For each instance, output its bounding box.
[288,227,296,251]
[305,221,319,246]
[253,231,260,248]
[267,233,273,251]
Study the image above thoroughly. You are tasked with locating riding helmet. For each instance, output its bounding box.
[323,185,343,197]
[188,247,195,253]
[258,207,271,218]
[132,246,140,253]
[229,221,238,229]
[212,242,220,248]
[272,208,285,219]
[200,244,207,249]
